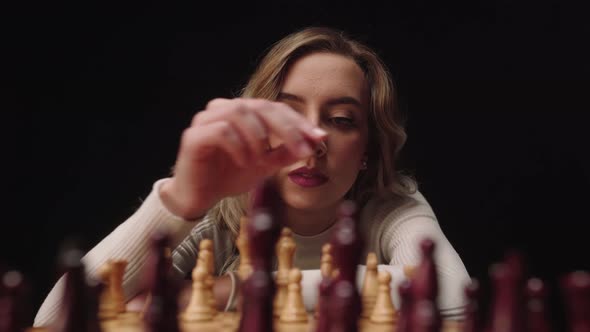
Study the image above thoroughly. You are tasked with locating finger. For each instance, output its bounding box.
[181,122,249,168]
[259,144,299,169]
[246,100,322,159]
[191,104,269,157]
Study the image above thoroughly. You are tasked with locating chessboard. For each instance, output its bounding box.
[4,179,589,331]
[27,311,464,332]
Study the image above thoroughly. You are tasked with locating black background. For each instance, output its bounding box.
[2,0,589,328]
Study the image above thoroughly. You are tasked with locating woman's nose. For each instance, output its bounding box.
[315,139,327,158]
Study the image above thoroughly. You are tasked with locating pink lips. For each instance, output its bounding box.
[287,167,328,188]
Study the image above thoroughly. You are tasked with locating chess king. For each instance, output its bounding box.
[34,26,471,327]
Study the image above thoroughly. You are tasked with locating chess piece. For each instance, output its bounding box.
[326,200,364,332]
[488,263,519,332]
[396,280,413,332]
[315,244,334,332]
[49,247,101,332]
[280,268,308,323]
[525,277,552,332]
[238,179,283,332]
[462,278,482,332]
[404,265,417,280]
[197,239,217,314]
[182,265,215,322]
[410,238,441,332]
[143,231,181,332]
[561,271,590,332]
[320,243,334,279]
[98,259,127,319]
[361,252,379,318]
[0,270,29,332]
[369,270,397,324]
[274,227,296,316]
[236,216,253,280]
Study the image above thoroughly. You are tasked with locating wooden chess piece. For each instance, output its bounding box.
[280,268,308,323]
[361,252,379,318]
[370,270,397,324]
[98,259,127,319]
[182,265,215,322]
[236,217,253,280]
[315,244,334,332]
[197,239,217,314]
[274,227,296,317]
[488,254,527,332]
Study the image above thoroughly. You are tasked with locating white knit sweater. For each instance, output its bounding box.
[34,178,470,326]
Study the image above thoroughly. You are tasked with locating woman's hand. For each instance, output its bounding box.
[160,98,327,220]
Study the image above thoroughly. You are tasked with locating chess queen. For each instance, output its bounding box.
[34,26,470,327]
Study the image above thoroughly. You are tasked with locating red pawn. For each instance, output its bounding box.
[462,279,483,332]
[561,271,590,332]
[238,179,283,332]
[143,231,181,332]
[49,247,101,332]
[0,270,30,332]
[410,238,441,332]
[525,278,552,332]
[396,280,413,332]
[326,200,363,332]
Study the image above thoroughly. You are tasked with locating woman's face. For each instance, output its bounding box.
[272,52,370,212]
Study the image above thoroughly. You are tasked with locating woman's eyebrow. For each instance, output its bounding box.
[277,92,304,103]
[278,92,362,108]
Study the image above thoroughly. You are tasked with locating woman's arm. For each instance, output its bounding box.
[33,178,200,327]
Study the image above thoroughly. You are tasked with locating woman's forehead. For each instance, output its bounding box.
[281,52,369,106]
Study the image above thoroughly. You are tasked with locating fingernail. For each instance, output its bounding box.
[312,127,328,137]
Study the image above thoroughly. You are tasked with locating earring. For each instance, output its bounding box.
[360,159,368,170]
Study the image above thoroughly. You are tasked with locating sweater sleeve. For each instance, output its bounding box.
[33,178,199,327]
[381,214,470,317]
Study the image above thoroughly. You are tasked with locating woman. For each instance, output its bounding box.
[34,27,469,326]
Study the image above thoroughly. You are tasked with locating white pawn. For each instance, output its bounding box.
[198,239,217,314]
[182,265,215,322]
[361,252,379,318]
[98,259,127,319]
[280,268,308,323]
[370,270,397,324]
[274,227,296,316]
[236,217,253,280]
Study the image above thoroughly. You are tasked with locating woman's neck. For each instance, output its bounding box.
[284,204,339,236]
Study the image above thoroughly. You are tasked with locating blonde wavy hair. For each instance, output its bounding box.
[211,27,417,273]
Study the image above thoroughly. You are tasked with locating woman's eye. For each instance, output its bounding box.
[330,117,355,127]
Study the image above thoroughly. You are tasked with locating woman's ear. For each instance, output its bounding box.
[360,155,368,170]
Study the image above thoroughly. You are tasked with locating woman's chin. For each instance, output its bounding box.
[283,193,334,211]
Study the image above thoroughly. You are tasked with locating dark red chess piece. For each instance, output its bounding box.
[143,231,181,332]
[0,270,29,332]
[326,200,364,332]
[238,179,284,332]
[396,280,413,332]
[488,263,520,332]
[315,275,334,332]
[463,278,482,332]
[410,238,441,332]
[525,277,551,332]
[49,247,101,332]
[561,271,590,332]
